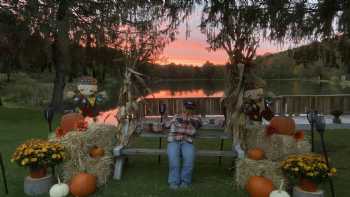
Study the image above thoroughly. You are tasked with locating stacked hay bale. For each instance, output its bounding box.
[51,123,119,187]
[235,122,311,189]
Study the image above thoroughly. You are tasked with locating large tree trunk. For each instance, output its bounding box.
[50,0,70,111]
[6,71,10,83]
[5,58,12,83]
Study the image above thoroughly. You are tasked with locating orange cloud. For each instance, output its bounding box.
[158,39,228,65]
[156,10,284,66]
[158,39,281,66]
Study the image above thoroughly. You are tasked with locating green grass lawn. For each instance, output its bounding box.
[0,107,349,197]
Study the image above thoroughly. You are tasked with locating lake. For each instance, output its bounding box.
[99,79,350,122]
[145,79,350,98]
[138,79,350,116]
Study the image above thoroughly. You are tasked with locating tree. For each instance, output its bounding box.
[1,0,196,110]
[0,9,28,82]
[200,1,262,149]
[199,0,350,151]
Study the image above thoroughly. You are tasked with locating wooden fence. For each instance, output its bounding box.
[273,94,350,115]
[138,94,350,116]
[138,97,223,117]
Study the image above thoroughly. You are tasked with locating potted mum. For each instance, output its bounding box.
[11,139,65,178]
[281,153,336,193]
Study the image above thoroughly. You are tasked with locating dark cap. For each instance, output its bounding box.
[184,101,196,110]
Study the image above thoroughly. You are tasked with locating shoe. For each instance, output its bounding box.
[169,184,179,190]
[180,182,190,189]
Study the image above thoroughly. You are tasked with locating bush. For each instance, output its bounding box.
[0,73,53,107]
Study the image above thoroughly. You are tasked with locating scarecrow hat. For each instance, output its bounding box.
[78,76,97,85]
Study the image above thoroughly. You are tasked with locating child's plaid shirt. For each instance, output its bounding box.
[165,114,200,143]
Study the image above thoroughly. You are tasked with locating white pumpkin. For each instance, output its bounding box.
[49,176,69,197]
[270,180,290,197]
[270,190,290,197]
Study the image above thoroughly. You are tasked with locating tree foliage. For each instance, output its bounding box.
[0,0,196,109]
[198,0,350,146]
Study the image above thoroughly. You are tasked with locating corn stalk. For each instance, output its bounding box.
[115,29,155,146]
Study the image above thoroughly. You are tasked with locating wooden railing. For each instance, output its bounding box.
[138,94,350,117]
[273,94,350,114]
[138,97,223,117]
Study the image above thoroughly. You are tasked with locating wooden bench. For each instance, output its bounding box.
[113,129,236,180]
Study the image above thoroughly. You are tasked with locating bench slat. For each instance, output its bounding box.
[121,148,236,157]
[139,130,231,140]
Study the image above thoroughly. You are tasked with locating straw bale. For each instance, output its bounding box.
[244,125,311,161]
[52,123,118,187]
[235,158,286,189]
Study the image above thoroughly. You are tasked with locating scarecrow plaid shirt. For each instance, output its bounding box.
[164,114,201,143]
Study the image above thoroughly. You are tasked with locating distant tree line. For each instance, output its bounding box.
[140,61,225,80]
[255,36,349,80]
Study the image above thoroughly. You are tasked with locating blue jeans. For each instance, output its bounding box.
[167,141,195,186]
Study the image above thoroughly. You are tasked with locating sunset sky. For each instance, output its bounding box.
[159,9,289,66]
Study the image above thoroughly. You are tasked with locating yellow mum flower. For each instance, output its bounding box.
[330,168,337,174]
[307,172,314,176]
[21,158,29,166]
[31,158,38,162]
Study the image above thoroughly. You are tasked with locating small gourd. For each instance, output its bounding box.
[49,176,69,197]
[89,146,105,158]
[269,180,290,197]
[247,148,265,160]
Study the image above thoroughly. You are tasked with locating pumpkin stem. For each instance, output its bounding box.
[57,175,61,184]
[279,179,284,192]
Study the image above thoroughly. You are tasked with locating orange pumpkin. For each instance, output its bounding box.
[70,173,96,197]
[247,148,265,160]
[60,113,84,133]
[269,116,295,135]
[246,176,274,197]
[89,146,105,158]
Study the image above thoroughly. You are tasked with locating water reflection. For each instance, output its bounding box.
[145,89,224,99]
[96,79,350,118]
[265,80,350,95]
[143,79,350,99]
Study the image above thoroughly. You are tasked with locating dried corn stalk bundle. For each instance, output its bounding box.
[235,158,286,189]
[244,124,311,161]
[51,123,118,186]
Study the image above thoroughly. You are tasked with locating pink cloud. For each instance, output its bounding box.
[158,9,285,66]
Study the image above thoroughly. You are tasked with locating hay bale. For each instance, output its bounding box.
[244,125,311,161]
[61,156,114,186]
[52,123,118,186]
[244,124,267,150]
[235,158,285,189]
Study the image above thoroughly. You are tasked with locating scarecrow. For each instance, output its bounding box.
[73,76,105,120]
